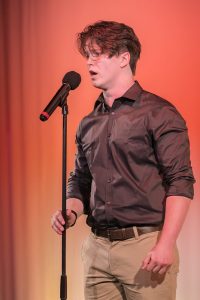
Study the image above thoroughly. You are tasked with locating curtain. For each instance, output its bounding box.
[0,1,199,299]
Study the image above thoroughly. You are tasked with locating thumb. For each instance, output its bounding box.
[66,209,77,227]
[66,208,72,217]
[141,252,152,269]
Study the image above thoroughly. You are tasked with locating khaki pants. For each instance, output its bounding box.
[81,229,179,300]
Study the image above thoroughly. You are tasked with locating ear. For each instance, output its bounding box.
[120,51,130,68]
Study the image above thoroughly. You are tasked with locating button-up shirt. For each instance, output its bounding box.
[67,81,195,228]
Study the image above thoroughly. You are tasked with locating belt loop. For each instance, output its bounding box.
[93,228,97,239]
[133,226,139,239]
[122,228,126,239]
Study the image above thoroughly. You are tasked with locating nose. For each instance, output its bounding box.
[86,55,94,66]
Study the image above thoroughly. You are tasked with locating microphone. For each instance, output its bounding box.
[39,71,81,121]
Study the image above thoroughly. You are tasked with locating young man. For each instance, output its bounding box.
[51,21,195,300]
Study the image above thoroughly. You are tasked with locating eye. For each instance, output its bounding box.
[84,52,90,59]
[84,49,102,60]
[91,51,101,57]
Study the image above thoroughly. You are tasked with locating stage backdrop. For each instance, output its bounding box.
[0,0,199,299]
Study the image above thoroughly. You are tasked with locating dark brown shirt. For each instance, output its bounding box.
[67,81,195,228]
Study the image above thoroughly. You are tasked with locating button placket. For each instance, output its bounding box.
[105,111,116,224]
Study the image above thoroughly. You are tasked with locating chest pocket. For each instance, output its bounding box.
[110,115,152,163]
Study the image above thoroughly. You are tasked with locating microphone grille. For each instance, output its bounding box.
[62,71,81,90]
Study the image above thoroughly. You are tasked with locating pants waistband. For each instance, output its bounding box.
[91,225,162,241]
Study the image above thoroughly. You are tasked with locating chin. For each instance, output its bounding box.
[91,81,104,89]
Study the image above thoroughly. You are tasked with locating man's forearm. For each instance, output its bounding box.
[158,195,191,247]
[141,195,191,273]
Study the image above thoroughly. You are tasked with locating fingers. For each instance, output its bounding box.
[51,209,77,234]
[152,265,161,273]
[146,259,159,272]
[66,209,72,216]
[141,253,169,274]
[141,253,151,269]
[51,210,65,235]
[158,266,169,275]
[143,260,167,273]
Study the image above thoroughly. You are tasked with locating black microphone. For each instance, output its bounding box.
[39,71,81,121]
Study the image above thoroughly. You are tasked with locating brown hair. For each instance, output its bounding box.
[77,20,141,74]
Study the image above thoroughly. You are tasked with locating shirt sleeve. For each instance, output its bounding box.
[150,104,195,199]
[67,121,92,214]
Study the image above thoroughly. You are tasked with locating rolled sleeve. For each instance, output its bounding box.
[151,105,195,199]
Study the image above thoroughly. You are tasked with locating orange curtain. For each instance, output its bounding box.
[0,1,199,299]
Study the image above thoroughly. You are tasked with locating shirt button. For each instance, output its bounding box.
[107,133,111,138]
[107,178,112,183]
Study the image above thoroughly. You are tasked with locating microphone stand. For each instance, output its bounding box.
[40,73,81,299]
[60,96,68,300]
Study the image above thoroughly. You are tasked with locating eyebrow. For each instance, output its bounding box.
[84,47,102,56]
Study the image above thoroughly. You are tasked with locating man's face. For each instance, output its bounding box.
[84,42,124,91]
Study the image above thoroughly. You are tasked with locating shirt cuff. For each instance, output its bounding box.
[166,178,195,199]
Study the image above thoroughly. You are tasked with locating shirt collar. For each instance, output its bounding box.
[94,81,143,110]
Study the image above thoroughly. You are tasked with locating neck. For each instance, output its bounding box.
[103,77,134,107]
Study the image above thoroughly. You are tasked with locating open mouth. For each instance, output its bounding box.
[89,70,98,76]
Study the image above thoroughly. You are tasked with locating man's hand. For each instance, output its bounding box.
[141,196,191,274]
[51,198,84,234]
[141,242,174,274]
[51,209,77,235]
